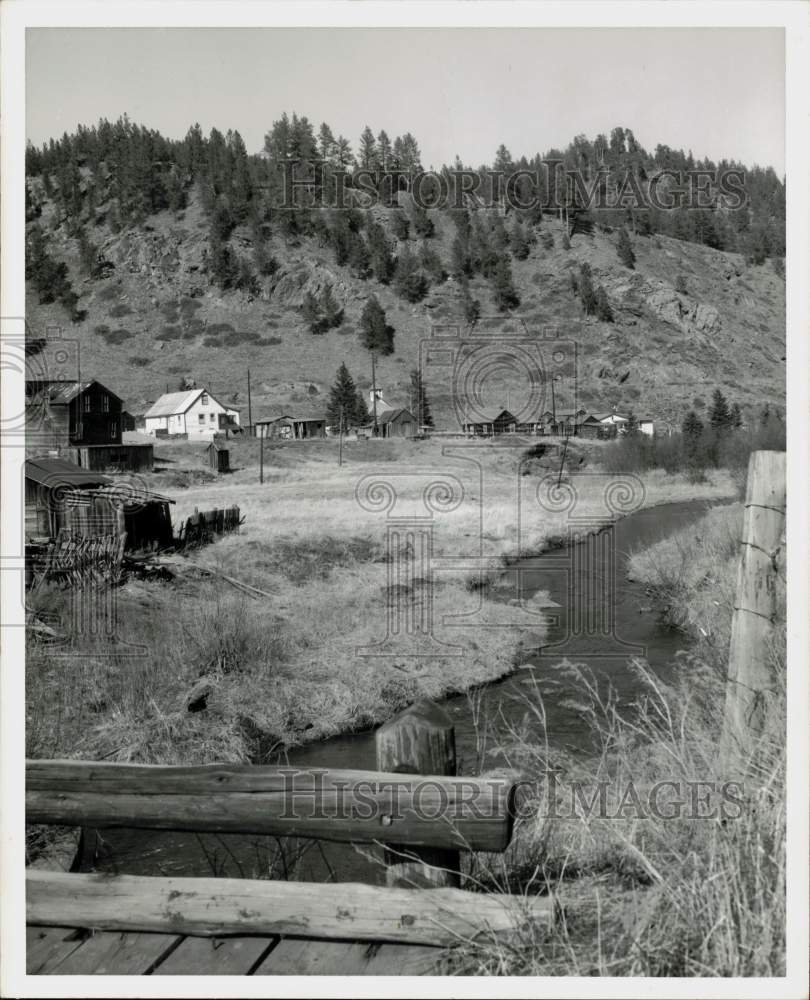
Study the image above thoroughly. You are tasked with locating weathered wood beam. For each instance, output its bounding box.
[26,760,515,851]
[27,871,552,947]
[722,450,786,757]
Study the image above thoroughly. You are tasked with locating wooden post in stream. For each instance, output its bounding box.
[375,700,461,889]
[722,450,786,760]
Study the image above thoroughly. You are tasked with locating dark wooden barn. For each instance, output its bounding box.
[25,380,123,448]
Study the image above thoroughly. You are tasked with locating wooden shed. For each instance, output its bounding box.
[24,458,175,551]
[206,441,230,473]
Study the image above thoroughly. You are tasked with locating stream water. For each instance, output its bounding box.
[95,497,718,884]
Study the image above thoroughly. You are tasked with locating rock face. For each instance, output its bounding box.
[268,261,352,307]
[608,272,721,337]
[645,286,722,336]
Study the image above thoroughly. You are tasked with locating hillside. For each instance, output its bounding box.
[25,190,785,430]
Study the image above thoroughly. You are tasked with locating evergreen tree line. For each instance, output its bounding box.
[26,116,785,262]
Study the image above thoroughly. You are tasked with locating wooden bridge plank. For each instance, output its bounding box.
[26,926,86,974]
[152,934,276,975]
[362,943,445,975]
[252,938,444,976]
[252,938,378,975]
[46,931,183,975]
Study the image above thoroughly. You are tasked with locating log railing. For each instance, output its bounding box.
[26,701,541,947]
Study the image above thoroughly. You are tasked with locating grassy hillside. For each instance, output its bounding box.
[26,191,785,429]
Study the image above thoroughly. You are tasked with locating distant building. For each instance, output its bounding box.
[596,412,655,437]
[254,412,326,440]
[463,409,519,436]
[144,388,241,441]
[376,407,416,438]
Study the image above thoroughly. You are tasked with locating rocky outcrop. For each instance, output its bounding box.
[607,271,721,337]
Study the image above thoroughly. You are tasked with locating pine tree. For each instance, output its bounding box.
[359,126,378,170]
[490,257,520,311]
[419,242,446,284]
[348,233,372,278]
[391,211,410,240]
[327,363,361,427]
[410,202,434,238]
[617,226,636,269]
[709,388,731,429]
[360,295,394,355]
[393,244,429,302]
[510,218,530,260]
[578,263,598,314]
[320,283,344,329]
[730,402,743,429]
[366,219,395,284]
[595,285,613,321]
[682,410,704,440]
[377,130,392,170]
[461,282,481,326]
[409,369,434,428]
[451,236,473,279]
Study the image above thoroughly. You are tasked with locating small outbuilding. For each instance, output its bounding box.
[206,441,230,473]
[254,413,327,440]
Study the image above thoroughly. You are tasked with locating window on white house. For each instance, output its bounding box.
[198,414,205,424]
[210,413,215,422]
[201,393,209,406]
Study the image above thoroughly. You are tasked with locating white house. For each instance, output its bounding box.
[143,388,241,441]
[597,412,654,437]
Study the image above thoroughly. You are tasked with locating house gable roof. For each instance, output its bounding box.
[26,380,122,405]
[144,388,227,418]
[378,407,415,425]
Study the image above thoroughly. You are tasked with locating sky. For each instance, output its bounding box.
[26,27,785,174]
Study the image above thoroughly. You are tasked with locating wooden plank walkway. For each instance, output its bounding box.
[27,926,445,975]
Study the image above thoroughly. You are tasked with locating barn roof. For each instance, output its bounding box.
[24,457,110,489]
[25,380,121,404]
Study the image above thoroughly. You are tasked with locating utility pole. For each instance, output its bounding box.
[259,425,264,484]
[551,375,557,427]
[338,403,344,467]
[371,352,379,437]
[247,368,252,435]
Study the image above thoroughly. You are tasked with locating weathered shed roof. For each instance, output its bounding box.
[24,457,111,489]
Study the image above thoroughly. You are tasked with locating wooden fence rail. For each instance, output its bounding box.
[26,758,516,851]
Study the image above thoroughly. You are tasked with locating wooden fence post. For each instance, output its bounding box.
[375,699,461,889]
[722,450,786,759]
